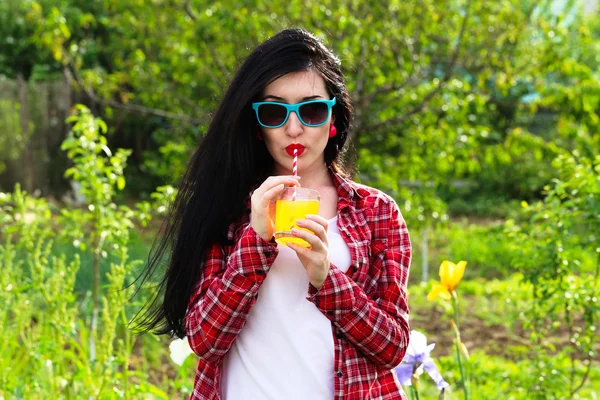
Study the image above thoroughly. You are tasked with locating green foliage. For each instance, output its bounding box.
[1,0,600,397]
[4,0,598,208]
[446,196,522,219]
[432,349,600,400]
[0,107,189,398]
[58,104,137,261]
[409,274,600,399]
[411,221,515,281]
[0,212,181,398]
[502,109,600,397]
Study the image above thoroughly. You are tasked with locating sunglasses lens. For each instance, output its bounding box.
[299,102,329,125]
[257,104,287,127]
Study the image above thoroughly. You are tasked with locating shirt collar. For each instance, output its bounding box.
[329,167,369,210]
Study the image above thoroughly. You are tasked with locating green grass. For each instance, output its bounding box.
[11,228,153,295]
[5,218,599,398]
[407,275,600,399]
[409,219,598,285]
[412,348,600,400]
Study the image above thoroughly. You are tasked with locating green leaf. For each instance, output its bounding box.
[97,120,108,133]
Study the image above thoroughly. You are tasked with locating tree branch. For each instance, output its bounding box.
[368,0,473,131]
[182,0,230,82]
[66,64,206,125]
[389,4,420,75]
[447,0,471,72]
[413,0,427,57]
[353,38,370,102]
[349,38,370,138]
[570,357,592,397]
[369,82,444,130]
[508,3,536,69]
[208,46,230,81]
[183,0,197,20]
[365,69,425,106]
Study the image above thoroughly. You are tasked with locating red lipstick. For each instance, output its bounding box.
[285,144,305,157]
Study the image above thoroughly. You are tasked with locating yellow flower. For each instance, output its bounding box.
[427,282,452,301]
[427,260,467,301]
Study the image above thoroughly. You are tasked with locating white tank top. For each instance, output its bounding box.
[220,215,351,400]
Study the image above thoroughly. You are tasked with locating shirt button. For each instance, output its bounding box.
[336,370,343,378]
[264,251,272,258]
[335,332,342,339]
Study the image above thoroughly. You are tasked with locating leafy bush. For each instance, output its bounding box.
[0,106,191,399]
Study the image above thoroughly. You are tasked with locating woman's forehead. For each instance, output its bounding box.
[262,70,328,101]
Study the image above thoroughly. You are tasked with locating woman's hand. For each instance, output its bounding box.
[250,175,301,241]
[287,214,330,289]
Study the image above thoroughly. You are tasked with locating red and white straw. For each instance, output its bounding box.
[292,148,298,201]
[292,148,298,177]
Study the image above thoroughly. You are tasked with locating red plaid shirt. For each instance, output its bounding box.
[185,171,411,399]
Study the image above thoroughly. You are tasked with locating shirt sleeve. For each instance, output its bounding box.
[184,225,278,363]
[306,200,411,369]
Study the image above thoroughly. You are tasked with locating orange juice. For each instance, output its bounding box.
[274,199,320,247]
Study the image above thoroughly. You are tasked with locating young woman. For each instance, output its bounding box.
[135,28,412,400]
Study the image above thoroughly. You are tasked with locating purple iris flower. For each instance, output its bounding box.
[395,330,450,391]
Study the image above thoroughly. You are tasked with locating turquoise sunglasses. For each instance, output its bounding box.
[252,97,336,128]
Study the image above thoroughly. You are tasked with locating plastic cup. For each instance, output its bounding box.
[273,187,320,248]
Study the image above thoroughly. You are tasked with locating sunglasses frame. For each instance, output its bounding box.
[251,97,337,128]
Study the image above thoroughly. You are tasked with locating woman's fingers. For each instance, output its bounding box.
[261,183,286,207]
[290,227,324,251]
[250,175,300,241]
[292,215,330,252]
[305,214,330,229]
[264,175,301,190]
[296,215,329,244]
[287,241,312,257]
[253,176,300,208]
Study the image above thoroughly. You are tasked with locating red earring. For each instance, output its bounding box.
[328,124,337,138]
[256,130,264,140]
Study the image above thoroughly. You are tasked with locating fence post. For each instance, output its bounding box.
[422,225,429,282]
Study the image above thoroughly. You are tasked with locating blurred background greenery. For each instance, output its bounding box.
[0,0,599,399]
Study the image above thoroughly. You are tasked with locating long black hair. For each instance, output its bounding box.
[131,28,354,338]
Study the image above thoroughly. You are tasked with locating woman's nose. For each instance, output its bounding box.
[285,111,304,137]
